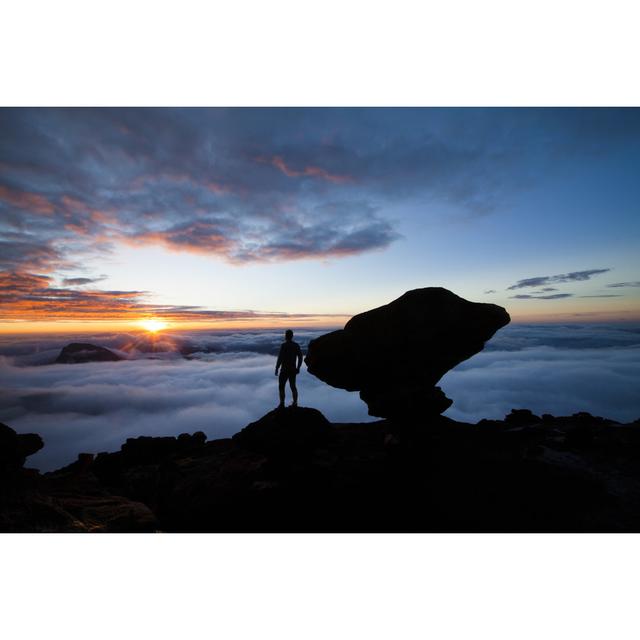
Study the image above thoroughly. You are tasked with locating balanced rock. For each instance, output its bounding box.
[305,287,510,418]
[55,343,123,364]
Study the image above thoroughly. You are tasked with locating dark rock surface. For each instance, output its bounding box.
[305,287,509,418]
[0,422,157,532]
[233,406,333,457]
[0,422,44,473]
[4,407,640,532]
[505,409,542,426]
[55,342,123,364]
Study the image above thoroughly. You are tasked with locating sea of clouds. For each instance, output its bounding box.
[0,324,639,471]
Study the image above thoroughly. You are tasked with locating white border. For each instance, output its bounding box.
[2,0,639,106]
[2,534,639,640]
[2,2,640,638]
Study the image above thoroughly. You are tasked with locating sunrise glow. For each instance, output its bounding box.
[138,319,168,333]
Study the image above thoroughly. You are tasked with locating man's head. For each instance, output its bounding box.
[285,329,293,341]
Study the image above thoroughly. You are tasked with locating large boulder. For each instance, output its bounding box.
[305,287,510,418]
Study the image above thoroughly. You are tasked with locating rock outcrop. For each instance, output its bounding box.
[3,406,640,532]
[305,287,510,418]
[233,406,333,457]
[0,422,157,532]
[55,342,123,364]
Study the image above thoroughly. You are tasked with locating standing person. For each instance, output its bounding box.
[275,329,303,408]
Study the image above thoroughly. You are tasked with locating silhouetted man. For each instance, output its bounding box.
[275,329,303,408]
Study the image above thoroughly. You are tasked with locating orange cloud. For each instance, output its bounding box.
[0,270,345,328]
[90,210,119,224]
[258,155,353,184]
[126,223,234,257]
[64,222,91,235]
[206,181,229,194]
[61,195,87,212]
[0,185,55,215]
[130,173,231,195]
[60,196,118,226]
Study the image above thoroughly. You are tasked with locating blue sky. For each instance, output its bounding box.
[1,108,639,328]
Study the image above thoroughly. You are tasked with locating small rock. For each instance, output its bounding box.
[505,409,541,426]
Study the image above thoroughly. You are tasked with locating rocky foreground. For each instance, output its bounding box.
[3,407,640,532]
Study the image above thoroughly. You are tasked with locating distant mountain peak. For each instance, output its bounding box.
[55,343,123,364]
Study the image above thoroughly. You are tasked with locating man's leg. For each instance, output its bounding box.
[289,373,298,406]
[278,372,286,406]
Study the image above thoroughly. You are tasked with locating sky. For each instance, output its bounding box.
[1,107,640,332]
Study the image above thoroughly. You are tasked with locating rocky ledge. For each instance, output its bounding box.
[1,422,157,532]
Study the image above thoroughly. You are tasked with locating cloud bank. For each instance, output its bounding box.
[1,324,638,471]
[0,352,373,472]
[441,323,640,423]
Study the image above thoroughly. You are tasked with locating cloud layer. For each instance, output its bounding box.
[0,354,374,472]
[441,323,640,423]
[1,324,638,471]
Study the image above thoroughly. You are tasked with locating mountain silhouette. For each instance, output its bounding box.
[55,343,123,364]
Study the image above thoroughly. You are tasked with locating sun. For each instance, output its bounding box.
[138,318,168,333]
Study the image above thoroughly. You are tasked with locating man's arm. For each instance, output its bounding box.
[296,344,303,373]
[275,345,283,375]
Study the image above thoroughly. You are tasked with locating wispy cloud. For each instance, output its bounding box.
[607,282,640,288]
[0,271,341,322]
[0,185,55,215]
[507,269,610,290]
[61,276,107,286]
[256,155,353,184]
[510,293,574,300]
